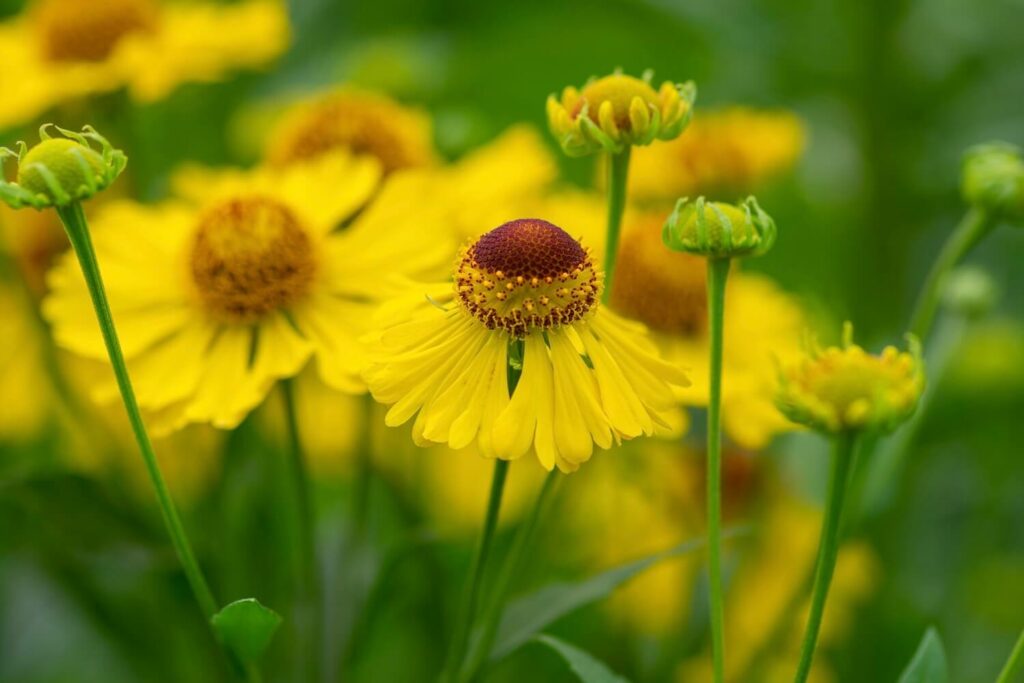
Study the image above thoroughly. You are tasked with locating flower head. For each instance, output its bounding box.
[662,195,776,259]
[547,71,695,157]
[364,218,690,473]
[775,324,925,435]
[0,125,126,209]
[961,142,1024,222]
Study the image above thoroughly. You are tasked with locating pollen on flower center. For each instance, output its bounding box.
[610,218,707,335]
[456,218,601,337]
[572,74,659,128]
[35,0,158,62]
[190,196,316,323]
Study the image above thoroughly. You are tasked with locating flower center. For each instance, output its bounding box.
[455,219,600,337]
[190,196,316,324]
[35,0,158,62]
[572,74,659,129]
[809,352,909,417]
[610,217,707,335]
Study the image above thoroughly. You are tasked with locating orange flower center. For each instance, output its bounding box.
[35,0,158,62]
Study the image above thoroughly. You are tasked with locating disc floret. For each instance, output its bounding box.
[547,71,696,157]
[455,218,601,337]
[0,125,126,209]
[662,195,776,259]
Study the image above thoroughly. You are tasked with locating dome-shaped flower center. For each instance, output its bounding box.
[610,218,707,335]
[456,218,600,337]
[572,75,659,129]
[35,0,158,62]
[267,98,421,173]
[190,196,316,323]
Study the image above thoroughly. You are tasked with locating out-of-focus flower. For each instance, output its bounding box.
[776,324,924,435]
[0,285,51,440]
[607,210,806,449]
[0,203,68,297]
[44,152,452,433]
[264,89,438,173]
[628,107,806,203]
[946,319,1024,399]
[961,142,1024,223]
[364,218,690,473]
[547,72,695,157]
[0,0,289,128]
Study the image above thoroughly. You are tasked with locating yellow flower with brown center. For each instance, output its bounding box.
[0,0,289,128]
[364,218,690,473]
[44,151,453,433]
[628,107,806,202]
[265,89,437,173]
[776,324,925,435]
[547,72,695,157]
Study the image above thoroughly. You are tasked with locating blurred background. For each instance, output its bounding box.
[1,0,1022,681]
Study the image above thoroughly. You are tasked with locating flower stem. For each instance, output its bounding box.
[705,256,731,683]
[908,208,994,340]
[602,148,631,303]
[459,469,561,682]
[996,627,1024,683]
[440,458,510,683]
[54,202,218,620]
[793,432,857,683]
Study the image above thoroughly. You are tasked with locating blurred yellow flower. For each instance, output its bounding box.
[264,89,437,173]
[365,218,690,473]
[44,152,452,433]
[0,285,51,440]
[628,107,806,202]
[0,0,290,128]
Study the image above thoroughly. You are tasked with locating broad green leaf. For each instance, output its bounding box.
[898,627,948,683]
[489,527,747,662]
[211,598,282,664]
[534,634,630,683]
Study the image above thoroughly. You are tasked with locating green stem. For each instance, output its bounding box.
[908,208,994,340]
[54,203,218,620]
[705,257,730,683]
[793,432,857,683]
[352,394,375,540]
[459,469,561,682]
[997,627,1024,683]
[602,148,631,303]
[440,459,510,683]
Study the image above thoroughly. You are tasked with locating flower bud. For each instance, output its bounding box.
[961,142,1024,222]
[942,266,998,320]
[661,196,775,259]
[547,71,696,157]
[0,124,126,209]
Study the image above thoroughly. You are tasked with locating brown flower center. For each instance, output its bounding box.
[35,0,158,63]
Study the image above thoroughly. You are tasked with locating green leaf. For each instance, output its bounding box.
[489,527,747,662]
[211,598,282,664]
[534,634,630,683]
[898,627,948,683]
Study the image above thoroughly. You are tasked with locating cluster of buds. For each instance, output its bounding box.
[0,125,126,210]
[547,71,695,157]
[961,142,1024,223]
[661,196,776,260]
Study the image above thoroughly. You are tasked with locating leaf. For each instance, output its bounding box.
[489,527,747,662]
[898,627,948,683]
[211,598,282,664]
[534,634,630,683]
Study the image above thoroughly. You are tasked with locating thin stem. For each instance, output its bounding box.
[54,202,218,620]
[705,257,731,683]
[440,459,510,683]
[279,378,321,682]
[602,147,631,303]
[908,208,994,340]
[997,627,1024,683]
[351,394,375,540]
[793,432,857,683]
[459,469,561,682]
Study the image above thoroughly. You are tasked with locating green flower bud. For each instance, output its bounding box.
[942,266,998,320]
[661,196,776,259]
[0,124,126,209]
[961,142,1024,222]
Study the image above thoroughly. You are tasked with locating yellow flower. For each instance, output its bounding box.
[776,324,925,435]
[264,89,438,173]
[628,107,806,202]
[547,72,695,157]
[44,151,452,433]
[0,0,289,128]
[364,218,690,473]
[0,285,51,440]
